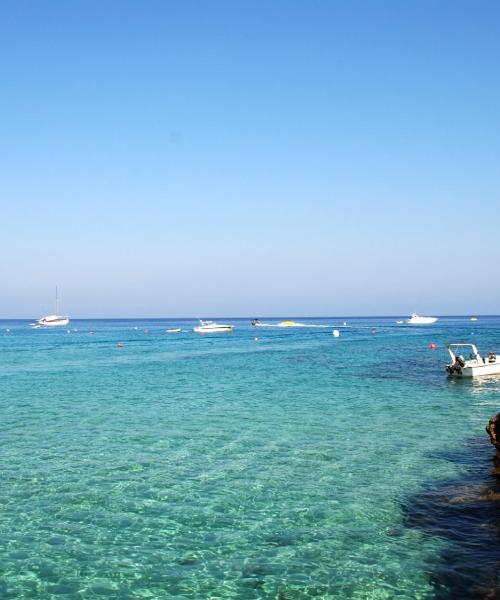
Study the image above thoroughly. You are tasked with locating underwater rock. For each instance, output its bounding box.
[486,413,500,458]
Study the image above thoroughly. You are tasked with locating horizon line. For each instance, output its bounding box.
[0,314,496,321]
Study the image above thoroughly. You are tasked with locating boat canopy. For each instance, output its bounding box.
[448,343,478,351]
[448,343,480,359]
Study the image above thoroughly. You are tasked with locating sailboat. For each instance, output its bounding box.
[36,287,70,327]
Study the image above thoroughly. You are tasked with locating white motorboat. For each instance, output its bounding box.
[194,320,233,334]
[406,313,437,324]
[166,328,182,333]
[446,344,500,377]
[36,287,69,327]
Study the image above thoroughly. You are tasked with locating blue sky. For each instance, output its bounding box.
[1,0,499,317]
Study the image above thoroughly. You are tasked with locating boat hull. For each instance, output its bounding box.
[407,317,437,324]
[447,363,500,377]
[194,326,233,333]
[37,318,70,327]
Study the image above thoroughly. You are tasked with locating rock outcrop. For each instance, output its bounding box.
[486,413,500,462]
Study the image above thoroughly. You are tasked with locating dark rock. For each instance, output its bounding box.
[486,414,500,462]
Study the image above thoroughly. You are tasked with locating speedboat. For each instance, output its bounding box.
[406,313,437,324]
[251,319,293,327]
[166,328,182,333]
[446,344,500,377]
[194,320,233,334]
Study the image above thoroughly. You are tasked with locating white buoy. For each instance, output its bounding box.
[333,329,340,337]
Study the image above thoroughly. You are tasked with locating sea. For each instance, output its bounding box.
[1,316,500,599]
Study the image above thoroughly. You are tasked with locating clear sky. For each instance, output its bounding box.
[1,0,499,317]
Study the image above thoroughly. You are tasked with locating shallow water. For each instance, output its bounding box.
[1,316,500,599]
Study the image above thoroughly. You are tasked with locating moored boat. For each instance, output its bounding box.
[37,314,70,327]
[446,344,500,377]
[36,287,69,327]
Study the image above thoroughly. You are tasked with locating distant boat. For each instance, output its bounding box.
[470,317,478,321]
[406,313,437,325]
[36,287,69,327]
[252,319,302,327]
[166,328,182,333]
[250,320,275,327]
[194,320,233,334]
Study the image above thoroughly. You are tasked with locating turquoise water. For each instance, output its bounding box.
[1,317,500,599]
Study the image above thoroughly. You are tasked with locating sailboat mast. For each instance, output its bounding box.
[55,286,59,316]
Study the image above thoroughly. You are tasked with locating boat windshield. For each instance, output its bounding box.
[449,344,474,351]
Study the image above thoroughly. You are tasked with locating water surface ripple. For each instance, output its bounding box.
[1,317,500,599]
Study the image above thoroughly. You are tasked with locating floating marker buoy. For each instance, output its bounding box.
[371,328,376,335]
[117,343,124,348]
[333,329,340,337]
[254,337,259,341]
[429,343,437,350]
